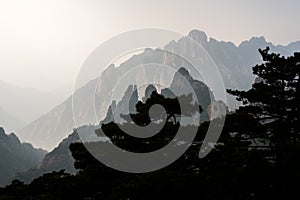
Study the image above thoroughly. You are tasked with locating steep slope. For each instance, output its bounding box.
[17,30,300,151]
[17,80,97,151]
[0,127,46,187]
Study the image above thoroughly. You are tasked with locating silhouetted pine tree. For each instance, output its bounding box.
[228,47,300,145]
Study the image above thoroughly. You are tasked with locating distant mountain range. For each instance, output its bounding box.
[0,127,46,186]
[16,30,300,151]
[0,80,70,132]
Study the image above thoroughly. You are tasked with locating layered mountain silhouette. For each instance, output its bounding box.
[16,30,300,151]
[0,127,46,186]
[14,128,79,184]
[16,67,217,183]
[103,67,215,124]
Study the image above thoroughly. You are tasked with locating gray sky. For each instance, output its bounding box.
[1,0,300,92]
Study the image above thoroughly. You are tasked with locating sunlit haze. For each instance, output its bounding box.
[1,0,300,92]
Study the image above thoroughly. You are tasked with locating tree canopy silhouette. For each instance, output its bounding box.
[228,47,300,145]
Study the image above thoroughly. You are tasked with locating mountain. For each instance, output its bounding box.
[101,85,138,125]
[14,125,100,184]
[0,106,23,133]
[0,127,46,187]
[17,80,96,151]
[102,67,215,124]
[16,30,300,151]
[0,80,70,129]
[15,67,221,183]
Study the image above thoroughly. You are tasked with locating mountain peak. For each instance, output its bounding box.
[250,36,267,43]
[239,36,268,47]
[8,132,20,142]
[0,127,46,186]
[0,127,5,135]
[144,85,157,101]
[0,127,6,140]
[178,67,190,77]
[188,30,208,44]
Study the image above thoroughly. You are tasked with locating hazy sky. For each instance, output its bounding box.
[1,0,300,92]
